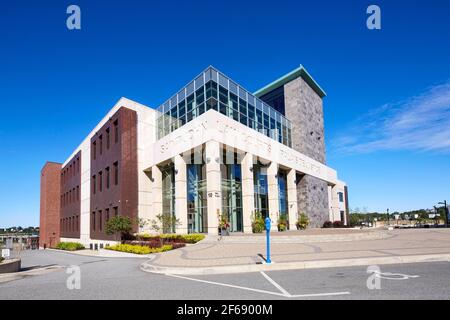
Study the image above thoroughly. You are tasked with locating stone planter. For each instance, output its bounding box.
[0,258,21,274]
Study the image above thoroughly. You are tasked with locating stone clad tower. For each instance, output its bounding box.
[256,65,329,227]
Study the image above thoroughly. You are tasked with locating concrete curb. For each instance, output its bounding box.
[140,253,450,275]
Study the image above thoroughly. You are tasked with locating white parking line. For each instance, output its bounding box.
[260,271,291,296]
[164,273,350,298]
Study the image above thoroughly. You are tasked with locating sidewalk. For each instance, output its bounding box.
[141,228,450,275]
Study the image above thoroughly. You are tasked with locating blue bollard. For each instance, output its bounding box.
[265,216,271,264]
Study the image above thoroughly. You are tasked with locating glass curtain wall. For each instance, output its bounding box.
[278,169,289,227]
[187,154,207,233]
[161,164,176,233]
[253,162,269,219]
[221,151,243,232]
[156,67,292,147]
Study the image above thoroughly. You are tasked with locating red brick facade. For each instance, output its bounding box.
[90,107,138,240]
[60,151,81,238]
[39,162,62,248]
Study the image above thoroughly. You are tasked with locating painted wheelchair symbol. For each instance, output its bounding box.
[373,271,420,280]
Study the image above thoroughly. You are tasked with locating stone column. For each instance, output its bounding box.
[174,154,188,234]
[151,165,163,231]
[205,140,221,235]
[241,152,255,233]
[267,161,279,231]
[287,168,298,230]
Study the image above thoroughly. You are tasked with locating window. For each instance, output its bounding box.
[99,210,102,231]
[99,171,103,192]
[338,192,344,202]
[113,206,118,217]
[76,186,79,201]
[99,135,103,155]
[113,162,119,185]
[92,212,96,231]
[105,208,110,223]
[106,167,110,189]
[76,215,79,231]
[93,141,97,160]
[92,175,96,194]
[106,128,110,149]
[77,157,80,172]
[114,120,119,143]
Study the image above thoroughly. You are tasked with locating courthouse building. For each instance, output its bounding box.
[39,65,349,248]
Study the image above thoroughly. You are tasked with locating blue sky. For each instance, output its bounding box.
[1,0,449,227]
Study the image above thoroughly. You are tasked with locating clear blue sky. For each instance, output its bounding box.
[1,0,449,227]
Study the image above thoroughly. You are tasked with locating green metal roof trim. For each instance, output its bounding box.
[254,65,327,98]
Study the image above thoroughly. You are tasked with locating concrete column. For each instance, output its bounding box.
[330,185,340,222]
[241,152,255,233]
[267,161,279,231]
[205,140,221,235]
[287,169,298,230]
[151,165,163,229]
[174,154,188,234]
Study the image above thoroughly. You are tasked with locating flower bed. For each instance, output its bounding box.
[106,244,173,255]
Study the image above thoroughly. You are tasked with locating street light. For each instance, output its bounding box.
[438,201,448,228]
[386,208,390,227]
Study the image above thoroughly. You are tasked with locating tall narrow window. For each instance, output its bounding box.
[77,157,80,172]
[106,167,110,189]
[106,128,110,149]
[99,210,102,231]
[76,186,79,201]
[99,135,103,155]
[93,141,97,160]
[114,120,119,143]
[92,212,96,231]
[105,208,110,223]
[113,162,119,185]
[99,171,103,192]
[113,206,118,217]
[92,175,96,194]
[76,215,79,231]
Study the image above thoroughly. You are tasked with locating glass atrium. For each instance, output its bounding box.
[156,66,292,147]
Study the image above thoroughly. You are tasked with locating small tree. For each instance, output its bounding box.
[105,216,133,243]
[150,214,181,234]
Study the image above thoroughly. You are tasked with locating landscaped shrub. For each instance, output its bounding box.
[251,211,265,233]
[296,213,310,230]
[0,257,4,263]
[55,242,85,251]
[277,215,288,231]
[106,244,173,254]
[322,221,333,228]
[333,221,344,228]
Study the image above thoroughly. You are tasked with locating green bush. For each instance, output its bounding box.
[106,244,173,254]
[55,242,85,251]
[0,257,4,263]
[251,211,265,233]
[277,215,288,231]
[296,213,310,230]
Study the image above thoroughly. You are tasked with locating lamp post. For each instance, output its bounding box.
[438,201,448,228]
[386,208,390,227]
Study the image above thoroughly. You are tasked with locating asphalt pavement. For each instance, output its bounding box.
[1,250,450,300]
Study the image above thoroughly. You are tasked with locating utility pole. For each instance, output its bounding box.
[386,208,389,227]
